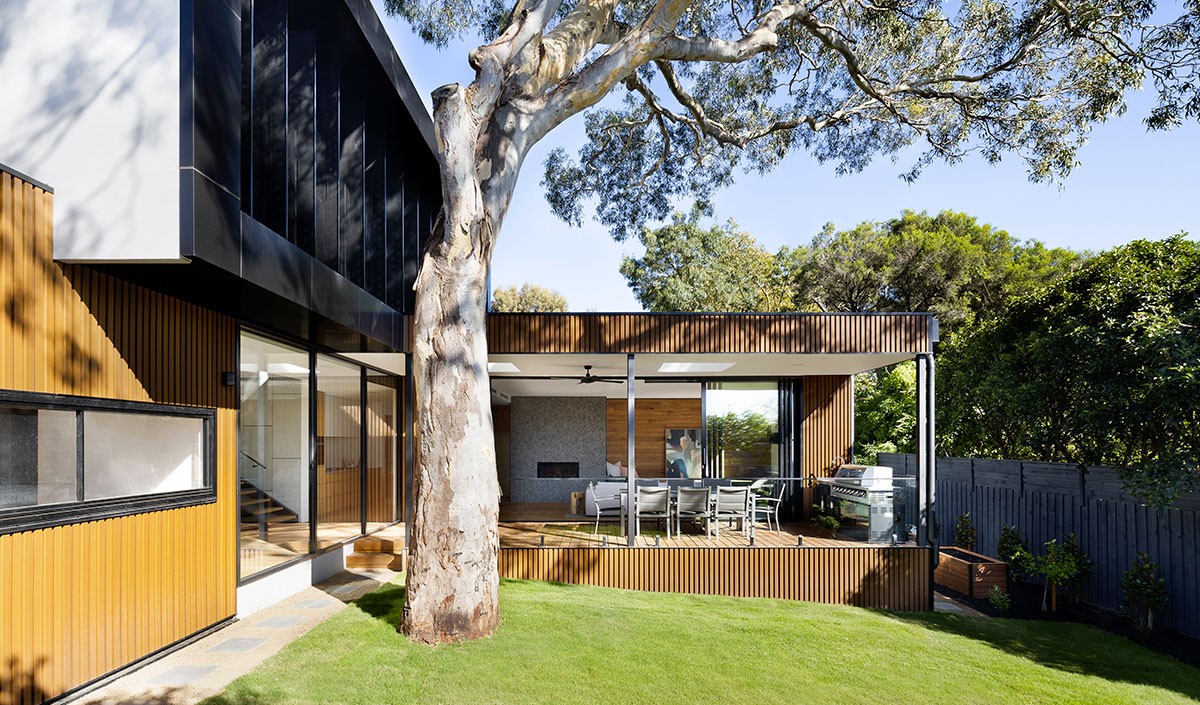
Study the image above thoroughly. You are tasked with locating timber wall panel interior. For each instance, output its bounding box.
[605,399,701,477]
[498,546,931,611]
[486,313,932,354]
[0,171,237,704]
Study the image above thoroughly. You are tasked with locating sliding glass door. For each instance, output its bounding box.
[239,333,311,578]
[238,329,401,580]
[704,381,780,479]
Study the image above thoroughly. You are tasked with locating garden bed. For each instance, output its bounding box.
[934,547,1007,598]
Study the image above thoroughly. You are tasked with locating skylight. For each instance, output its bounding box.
[657,362,735,373]
[488,362,521,373]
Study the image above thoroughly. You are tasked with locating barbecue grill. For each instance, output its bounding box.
[817,464,897,542]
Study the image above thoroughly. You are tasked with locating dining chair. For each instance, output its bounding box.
[675,487,711,538]
[713,487,752,540]
[635,486,671,539]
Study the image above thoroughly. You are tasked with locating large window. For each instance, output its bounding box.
[366,374,399,531]
[0,392,213,534]
[239,332,311,578]
[238,330,402,580]
[705,382,780,478]
[317,354,362,548]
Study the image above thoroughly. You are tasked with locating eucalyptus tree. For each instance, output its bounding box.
[384,0,1200,643]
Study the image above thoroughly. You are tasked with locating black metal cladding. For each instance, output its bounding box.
[240,0,439,314]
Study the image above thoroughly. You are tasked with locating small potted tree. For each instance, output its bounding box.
[1122,553,1167,637]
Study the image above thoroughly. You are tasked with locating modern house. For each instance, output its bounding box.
[0,2,937,703]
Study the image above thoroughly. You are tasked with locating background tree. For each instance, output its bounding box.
[385,0,1200,642]
[854,361,917,463]
[491,282,570,311]
[620,208,797,312]
[938,236,1200,507]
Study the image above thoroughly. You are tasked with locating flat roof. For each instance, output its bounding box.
[484,312,935,356]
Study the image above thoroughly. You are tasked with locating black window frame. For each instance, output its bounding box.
[0,390,218,536]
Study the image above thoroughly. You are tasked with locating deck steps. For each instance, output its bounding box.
[349,531,406,571]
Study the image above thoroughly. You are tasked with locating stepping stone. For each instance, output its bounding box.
[148,665,217,686]
[207,637,267,653]
[326,584,358,595]
[254,616,303,629]
[295,598,333,609]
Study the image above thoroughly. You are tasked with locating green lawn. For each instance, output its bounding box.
[203,578,1200,705]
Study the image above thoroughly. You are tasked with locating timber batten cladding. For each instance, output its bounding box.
[485,312,933,354]
[0,172,238,701]
[499,546,932,610]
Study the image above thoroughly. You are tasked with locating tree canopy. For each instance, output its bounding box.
[491,283,571,311]
[622,209,1087,329]
[938,235,1200,507]
[855,361,918,463]
[619,208,796,312]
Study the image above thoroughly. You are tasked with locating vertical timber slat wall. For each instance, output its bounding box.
[485,313,932,354]
[498,547,931,610]
[802,376,854,478]
[0,171,237,704]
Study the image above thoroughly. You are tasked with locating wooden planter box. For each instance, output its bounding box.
[934,547,1007,599]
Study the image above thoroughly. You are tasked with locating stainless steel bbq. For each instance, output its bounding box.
[817,464,897,542]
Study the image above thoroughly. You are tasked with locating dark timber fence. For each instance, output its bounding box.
[879,453,1200,638]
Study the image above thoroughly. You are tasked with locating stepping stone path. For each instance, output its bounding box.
[75,568,398,705]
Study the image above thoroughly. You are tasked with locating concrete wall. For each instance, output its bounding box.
[509,397,606,503]
[0,0,181,261]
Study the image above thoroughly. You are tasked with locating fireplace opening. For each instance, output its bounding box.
[537,462,580,478]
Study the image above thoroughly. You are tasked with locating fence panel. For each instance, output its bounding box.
[878,453,1200,638]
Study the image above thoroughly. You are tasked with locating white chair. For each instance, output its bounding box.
[752,480,784,532]
[590,483,624,534]
[635,486,671,539]
[713,487,752,541]
[675,487,711,537]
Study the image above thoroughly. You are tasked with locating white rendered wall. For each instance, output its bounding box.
[236,544,353,618]
[0,0,181,261]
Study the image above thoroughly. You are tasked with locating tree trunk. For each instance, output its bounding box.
[401,85,503,643]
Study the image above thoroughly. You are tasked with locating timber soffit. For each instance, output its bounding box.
[478,312,936,355]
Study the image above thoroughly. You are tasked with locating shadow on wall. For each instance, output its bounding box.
[0,656,50,705]
[1,0,177,258]
[0,181,106,394]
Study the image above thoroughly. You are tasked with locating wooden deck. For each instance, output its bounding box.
[499,501,868,549]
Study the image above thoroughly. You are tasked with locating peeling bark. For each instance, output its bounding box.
[402,85,503,644]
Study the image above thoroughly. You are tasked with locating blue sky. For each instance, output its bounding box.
[373,2,1200,311]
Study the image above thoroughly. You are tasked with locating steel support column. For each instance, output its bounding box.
[915,354,929,547]
[627,353,637,546]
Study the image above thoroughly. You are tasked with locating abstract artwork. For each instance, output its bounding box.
[665,429,702,478]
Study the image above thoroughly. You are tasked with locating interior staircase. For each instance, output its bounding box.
[240,480,299,528]
[348,533,406,571]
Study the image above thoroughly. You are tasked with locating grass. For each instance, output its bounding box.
[203,578,1200,705]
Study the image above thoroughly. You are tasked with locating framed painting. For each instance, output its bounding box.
[665,429,702,478]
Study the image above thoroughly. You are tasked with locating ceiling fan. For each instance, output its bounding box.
[548,365,624,385]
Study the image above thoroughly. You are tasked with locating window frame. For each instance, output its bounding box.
[0,390,217,536]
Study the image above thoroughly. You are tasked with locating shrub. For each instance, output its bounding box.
[996,525,1030,580]
[1033,535,1092,612]
[987,585,1011,613]
[953,513,977,551]
[1121,553,1167,633]
[812,514,841,538]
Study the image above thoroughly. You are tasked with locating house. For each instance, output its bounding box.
[0,1,937,703]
